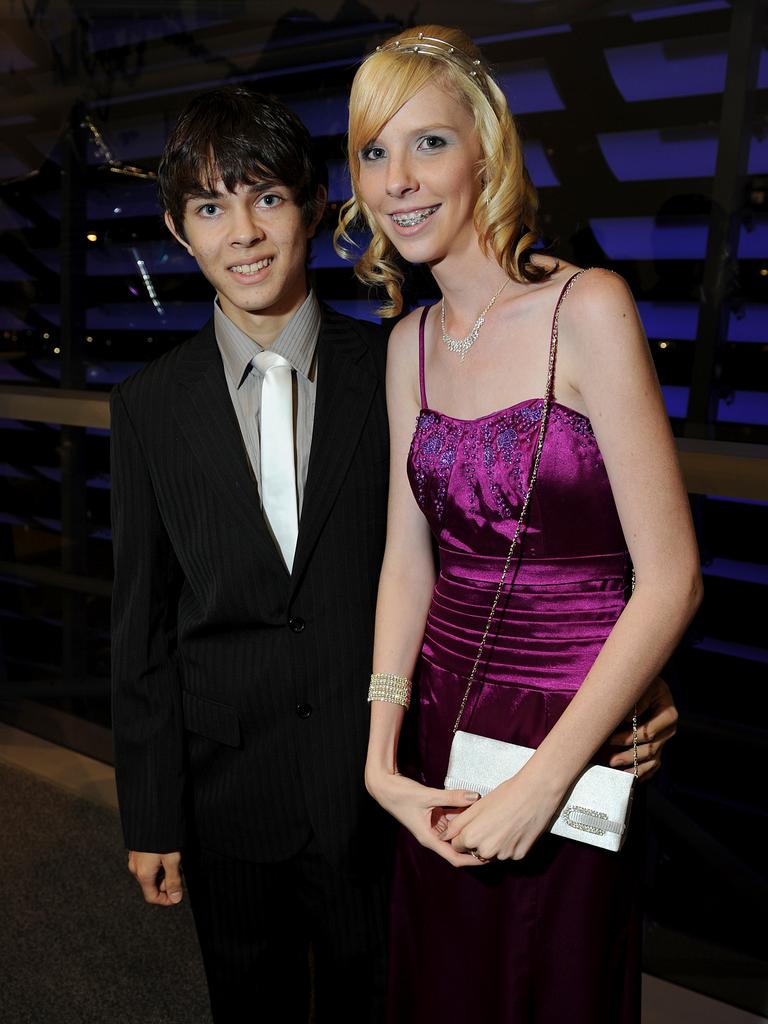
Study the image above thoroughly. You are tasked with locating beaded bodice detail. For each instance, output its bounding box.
[408,399,624,560]
[407,279,627,561]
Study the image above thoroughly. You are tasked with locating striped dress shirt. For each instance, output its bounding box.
[213,290,321,514]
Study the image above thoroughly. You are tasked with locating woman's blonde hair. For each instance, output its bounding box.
[334,24,553,317]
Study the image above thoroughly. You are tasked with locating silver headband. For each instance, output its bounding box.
[372,32,491,96]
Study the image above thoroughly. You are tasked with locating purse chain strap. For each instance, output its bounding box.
[450,269,638,776]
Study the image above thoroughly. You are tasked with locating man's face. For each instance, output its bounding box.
[166,178,321,336]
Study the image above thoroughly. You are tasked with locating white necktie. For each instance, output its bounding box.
[252,350,299,570]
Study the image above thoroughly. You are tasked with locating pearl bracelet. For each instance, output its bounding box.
[368,672,412,709]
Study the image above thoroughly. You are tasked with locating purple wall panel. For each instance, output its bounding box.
[31,301,211,331]
[598,130,768,181]
[590,217,768,261]
[605,40,768,101]
[497,67,565,114]
[631,1,729,21]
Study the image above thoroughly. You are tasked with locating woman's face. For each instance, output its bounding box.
[356,81,483,267]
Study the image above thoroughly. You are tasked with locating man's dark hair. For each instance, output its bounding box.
[158,86,326,239]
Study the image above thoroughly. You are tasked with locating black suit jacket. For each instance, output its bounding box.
[110,306,390,862]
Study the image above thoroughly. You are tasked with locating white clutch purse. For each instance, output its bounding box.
[444,730,636,853]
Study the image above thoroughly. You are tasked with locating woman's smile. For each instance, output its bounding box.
[389,204,441,229]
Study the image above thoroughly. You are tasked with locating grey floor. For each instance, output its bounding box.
[0,760,213,1024]
[1,727,765,1024]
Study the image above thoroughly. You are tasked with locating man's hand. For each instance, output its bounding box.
[128,850,184,906]
[609,675,678,780]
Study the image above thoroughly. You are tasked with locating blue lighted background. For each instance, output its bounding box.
[0,2,766,1014]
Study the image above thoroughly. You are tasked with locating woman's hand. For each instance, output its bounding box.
[366,769,483,867]
[441,765,565,863]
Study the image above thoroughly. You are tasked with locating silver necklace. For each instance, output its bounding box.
[440,278,510,361]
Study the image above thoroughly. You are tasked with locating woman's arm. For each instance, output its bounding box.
[445,270,702,861]
[367,312,480,867]
[366,314,435,777]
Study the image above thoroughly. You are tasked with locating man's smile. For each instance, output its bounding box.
[229,257,274,276]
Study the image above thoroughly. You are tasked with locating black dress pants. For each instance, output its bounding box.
[184,835,389,1024]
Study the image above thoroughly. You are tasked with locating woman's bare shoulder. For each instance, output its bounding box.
[567,267,633,311]
[386,306,432,370]
[389,305,429,343]
[558,268,639,350]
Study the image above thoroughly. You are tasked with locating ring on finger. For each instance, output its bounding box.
[468,848,490,863]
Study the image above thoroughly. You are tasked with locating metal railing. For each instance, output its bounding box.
[3,384,766,502]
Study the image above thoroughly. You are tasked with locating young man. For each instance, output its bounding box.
[110,88,391,1022]
[111,86,678,1023]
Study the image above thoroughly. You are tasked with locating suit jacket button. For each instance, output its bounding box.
[289,616,305,633]
[296,703,312,719]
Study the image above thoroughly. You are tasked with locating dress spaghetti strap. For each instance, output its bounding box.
[546,269,589,399]
[417,306,430,410]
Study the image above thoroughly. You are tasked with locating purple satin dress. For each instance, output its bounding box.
[388,272,642,1023]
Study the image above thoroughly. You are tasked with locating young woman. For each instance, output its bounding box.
[336,25,702,1023]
